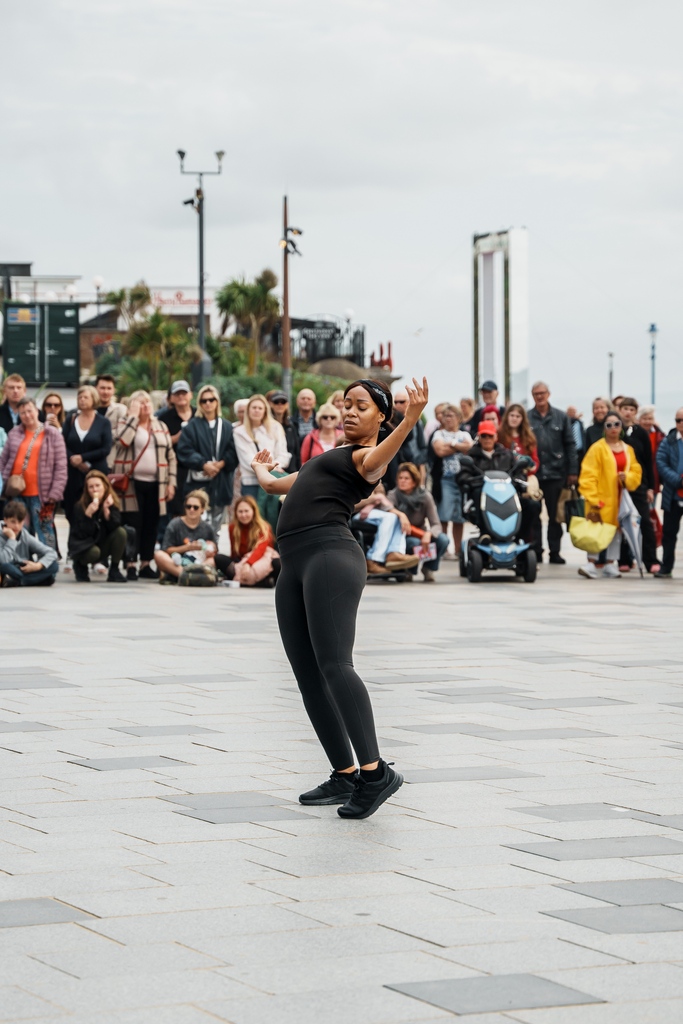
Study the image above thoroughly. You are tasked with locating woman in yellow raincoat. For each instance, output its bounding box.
[578,412,642,579]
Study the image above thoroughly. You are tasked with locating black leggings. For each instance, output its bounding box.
[123,479,159,562]
[276,524,379,768]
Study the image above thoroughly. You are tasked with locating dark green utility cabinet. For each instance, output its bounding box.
[2,302,80,385]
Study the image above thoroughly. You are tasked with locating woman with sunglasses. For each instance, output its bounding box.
[154,489,217,584]
[251,376,429,820]
[266,390,301,472]
[578,412,642,579]
[300,402,343,463]
[41,393,66,429]
[177,385,238,538]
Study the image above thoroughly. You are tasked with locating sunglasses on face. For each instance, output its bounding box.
[44,402,61,409]
[271,398,287,405]
[320,415,336,420]
[394,399,407,404]
[676,418,683,423]
[185,503,201,511]
[605,422,621,429]
[200,396,217,404]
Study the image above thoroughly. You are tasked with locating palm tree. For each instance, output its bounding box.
[104,281,151,329]
[215,269,280,374]
[122,310,192,390]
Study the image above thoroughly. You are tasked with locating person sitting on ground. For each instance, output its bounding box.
[577,412,642,579]
[386,462,448,582]
[154,488,217,584]
[300,402,343,462]
[67,471,127,583]
[431,403,472,557]
[0,500,59,588]
[214,495,280,587]
[352,485,420,576]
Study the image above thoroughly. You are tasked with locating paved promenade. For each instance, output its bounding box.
[1,543,682,1023]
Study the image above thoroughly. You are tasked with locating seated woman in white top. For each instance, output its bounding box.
[233,394,290,498]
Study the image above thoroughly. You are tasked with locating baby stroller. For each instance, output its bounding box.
[457,456,537,583]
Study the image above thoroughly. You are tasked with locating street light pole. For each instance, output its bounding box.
[608,351,614,400]
[648,323,657,405]
[177,148,224,383]
[279,196,303,403]
[93,276,104,317]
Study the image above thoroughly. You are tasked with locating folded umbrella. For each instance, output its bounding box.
[618,489,644,578]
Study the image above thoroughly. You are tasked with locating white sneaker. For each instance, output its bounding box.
[602,562,621,578]
[578,562,599,579]
[93,562,108,576]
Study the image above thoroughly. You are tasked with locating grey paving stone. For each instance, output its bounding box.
[632,813,683,831]
[500,697,630,708]
[0,898,93,928]
[515,803,638,822]
[176,806,316,823]
[0,677,75,689]
[386,973,603,1014]
[426,685,525,695]
[82,612,164,619]
[406,768,538,783]
[543,905,683,933]
[506,836,683,860]
[368,673,462,684]
[160,792,290,809]
[557,878,683,905]
[132,673,248,684]
[111,725,220,736]
[0,721,56,733]
[68,755,190,771]
[398,725,609,740]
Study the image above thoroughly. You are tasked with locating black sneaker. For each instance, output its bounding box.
[548,552,566,565]
[139,565,159,580]
[126,566,138,581]
[299,770,358,805]
[337,760,404,820]
[107,566,127,583]
[0,574,19,588]
[653,570,672,579]
[73,562,90,583]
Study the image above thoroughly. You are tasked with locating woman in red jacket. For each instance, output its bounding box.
[215,496,279,586]
[300,403,343,462]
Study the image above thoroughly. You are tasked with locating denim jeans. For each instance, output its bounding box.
[16,496,58,550]
[0,561,58,586]
[406,532,449,571]
[361,509,406,562]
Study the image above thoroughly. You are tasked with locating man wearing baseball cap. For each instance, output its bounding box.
[157,380,195,522]
[457,420,531,533]
[470,380,506,434]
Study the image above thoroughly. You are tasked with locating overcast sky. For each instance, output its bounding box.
[2,0,681,420]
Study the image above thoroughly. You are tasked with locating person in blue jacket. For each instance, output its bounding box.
[654,407,683,578]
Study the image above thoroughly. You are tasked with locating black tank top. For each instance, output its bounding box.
[276,445,376,538]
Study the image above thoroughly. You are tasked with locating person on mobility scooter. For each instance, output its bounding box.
[456,421,538,582]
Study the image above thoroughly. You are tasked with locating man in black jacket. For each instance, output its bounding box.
[619,398,657,572]
[0,374,45,434]
[528,381,578,564]
[457,422,526,511]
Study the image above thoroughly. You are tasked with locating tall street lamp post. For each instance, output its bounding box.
[177,148,224,384]
[648,323,657,404]
[279,195,303,403]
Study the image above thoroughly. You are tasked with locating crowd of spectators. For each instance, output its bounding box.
[1,370,682,587]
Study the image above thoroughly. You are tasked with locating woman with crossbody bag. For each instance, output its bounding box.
[111,390,176,580]
[176,384,238,537]
[233,394,290,499]
[0,397,67,549]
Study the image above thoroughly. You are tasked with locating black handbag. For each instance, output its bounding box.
[564,486,585,524]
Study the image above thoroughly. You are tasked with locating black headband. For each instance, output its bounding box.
[354,379,391,416]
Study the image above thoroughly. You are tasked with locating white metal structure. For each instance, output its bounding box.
[472,228,529,404]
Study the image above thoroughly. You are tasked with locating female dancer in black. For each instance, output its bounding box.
[251,377,428,819]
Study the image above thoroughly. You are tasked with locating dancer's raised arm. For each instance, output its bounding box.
[355,377,429,482]
[251,450,298,494]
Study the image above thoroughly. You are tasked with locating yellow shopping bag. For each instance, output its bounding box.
[568,516,617,554]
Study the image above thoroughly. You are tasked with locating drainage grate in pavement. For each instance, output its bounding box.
[386,973,603,1014]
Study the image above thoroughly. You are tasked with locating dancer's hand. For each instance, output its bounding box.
[252,449,280,473]
[403,377,429,426]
